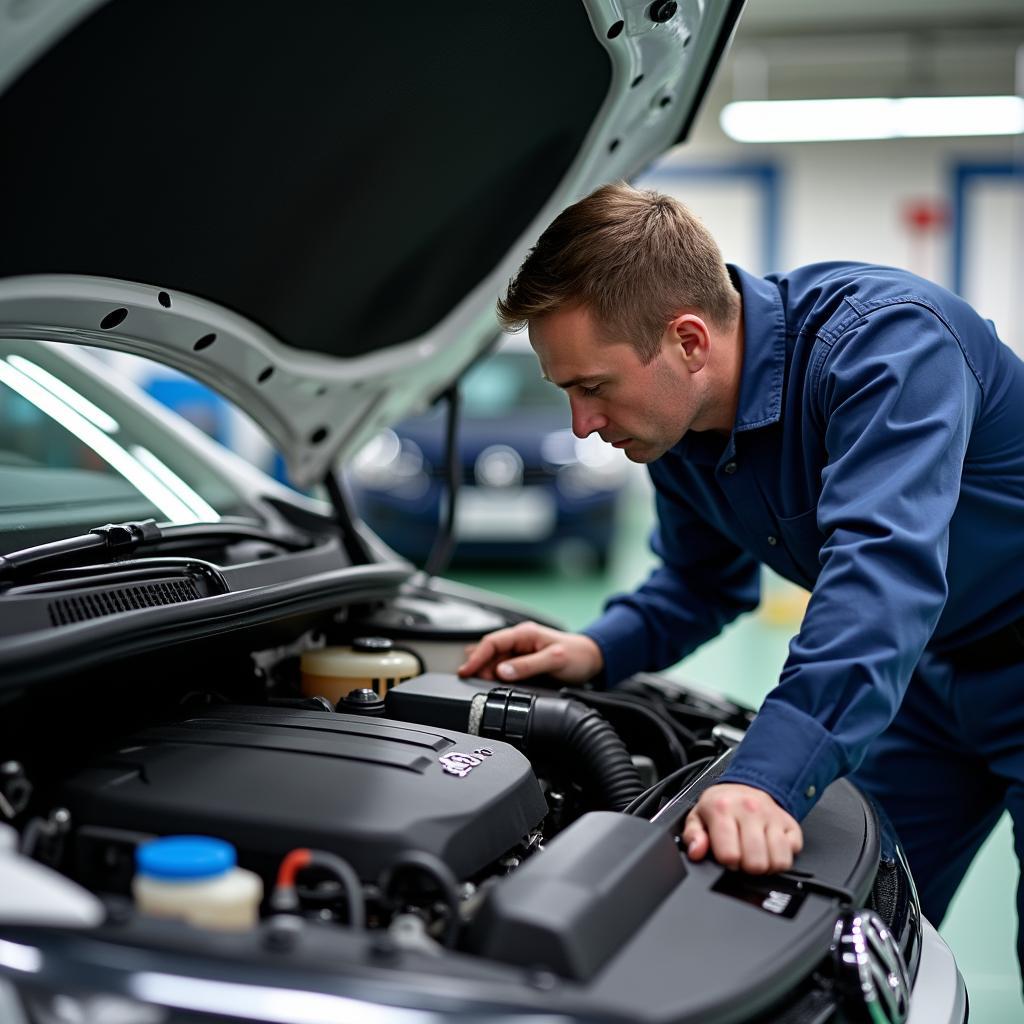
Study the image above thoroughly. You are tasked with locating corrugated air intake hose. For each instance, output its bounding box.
[470,688,644,812]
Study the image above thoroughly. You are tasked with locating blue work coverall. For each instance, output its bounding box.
[583,262,1024,965]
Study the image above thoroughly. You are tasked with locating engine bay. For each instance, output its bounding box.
[0,584,912,1023]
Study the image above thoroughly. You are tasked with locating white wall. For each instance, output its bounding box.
[646,116,1023,350]
[962,171,1024,355]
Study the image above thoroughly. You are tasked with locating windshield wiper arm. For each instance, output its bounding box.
[0,519,163,584]
[0,519,317,587]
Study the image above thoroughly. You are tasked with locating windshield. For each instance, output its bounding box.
[0,340,252,553]
[461,349,560,418]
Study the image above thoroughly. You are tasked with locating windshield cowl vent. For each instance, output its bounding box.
[48,580,202,627]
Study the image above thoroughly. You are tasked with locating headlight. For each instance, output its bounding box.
[474,446,523,489]
[539,429,576,466]
[351,431,429,498]
[554,434,628,497]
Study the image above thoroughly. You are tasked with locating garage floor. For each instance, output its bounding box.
[451,487,1023,1022]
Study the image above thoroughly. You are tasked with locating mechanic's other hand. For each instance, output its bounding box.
[457,621,603,685]
[681,783,803,874]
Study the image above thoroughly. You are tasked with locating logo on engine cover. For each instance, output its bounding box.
[439,747,494,778]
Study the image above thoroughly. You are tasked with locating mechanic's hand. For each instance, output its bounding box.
[457,621,604,685]
[682,783,803,874]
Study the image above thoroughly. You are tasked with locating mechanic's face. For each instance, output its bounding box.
[529,304,713,464]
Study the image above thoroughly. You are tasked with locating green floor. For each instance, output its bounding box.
[451,488,1023,1022]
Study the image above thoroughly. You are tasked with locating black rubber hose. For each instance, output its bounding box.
[557,687,690,773]
[308,850,366,930]
[271,847,365,929]
[527,696,645,812]
[324,468,373,566]
[424,384,461,579]
[379,850,461,948]
[623,756,715,818]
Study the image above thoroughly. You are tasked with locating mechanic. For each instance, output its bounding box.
[457,182,1024,971]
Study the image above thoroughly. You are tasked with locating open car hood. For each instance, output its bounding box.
[0,0,742,487]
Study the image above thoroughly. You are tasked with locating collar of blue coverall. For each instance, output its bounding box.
[667,265,787,466]
[725,263,787,434]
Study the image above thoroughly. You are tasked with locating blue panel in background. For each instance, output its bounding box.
[144,375,232,447]
[951,161,1024,296]
[638,162,782,276]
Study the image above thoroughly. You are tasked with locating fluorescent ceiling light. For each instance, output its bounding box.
[0,359,202,524]
[720,95,1024,143]
[8,354,120,433]
[130,445,220,522]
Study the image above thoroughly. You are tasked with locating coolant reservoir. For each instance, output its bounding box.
[300,637,420,704]
[132,835,262,931]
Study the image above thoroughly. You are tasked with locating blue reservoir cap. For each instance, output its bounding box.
[136,836,236,880]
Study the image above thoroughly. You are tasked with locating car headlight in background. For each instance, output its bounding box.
[351,430,430,500]
[541,431,628,498]
[539,429,577,467]
[474,446,523,489]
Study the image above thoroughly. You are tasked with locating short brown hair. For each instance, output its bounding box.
[497,182,738,362]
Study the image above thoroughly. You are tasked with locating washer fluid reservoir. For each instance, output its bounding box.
[132,835,262,931]
[300,636,420,705]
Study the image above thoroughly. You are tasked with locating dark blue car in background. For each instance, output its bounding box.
[348,341,630,570]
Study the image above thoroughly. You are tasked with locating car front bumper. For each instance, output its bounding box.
[907,918,969,1024]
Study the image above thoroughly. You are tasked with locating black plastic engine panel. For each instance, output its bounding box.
[58,705,548,884]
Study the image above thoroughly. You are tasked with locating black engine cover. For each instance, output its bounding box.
[59,706,547,882]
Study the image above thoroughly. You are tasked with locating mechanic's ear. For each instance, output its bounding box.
[666,314,711,373]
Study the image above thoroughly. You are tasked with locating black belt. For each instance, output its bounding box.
[944,616,1024,671]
